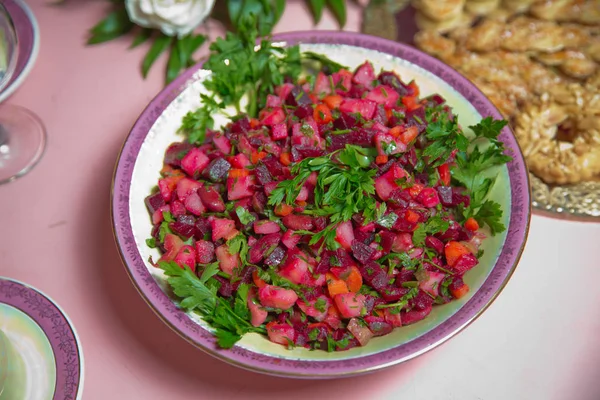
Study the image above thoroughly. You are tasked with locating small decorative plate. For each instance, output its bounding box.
[112,31,530,378]
[0,0,40,102]
[0,278,84,400]
[363,1,600,220]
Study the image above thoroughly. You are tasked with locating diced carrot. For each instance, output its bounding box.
[224,228,240,241]
[296,200,307,207]
[385,108,393,121]
[445,241,471,267]
[408,182,424,198]
[313,104,333,124]
[375,155,388,165]
[389,126,403,138]
[228,168,250,178]
[323,95,343,110]
[249,118,260,129]
[274,203,293,217]
[408,80,420,97]
[464,217,479,232]
[251,151,267,164]
[450,283,469,299]
[252,270,267,289]
[280,152,292,166]
[160,165,185,178]
[438,163,451,186]
[398,126,418,144]
[405,210,420,224]
[402,96,421,111]
[326,272,349,297]
[345,266,363,293]
[308,93,319,103]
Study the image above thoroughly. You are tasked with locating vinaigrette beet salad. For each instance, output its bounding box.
[144,25,511,351]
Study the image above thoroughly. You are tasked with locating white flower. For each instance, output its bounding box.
[125,0,215,38]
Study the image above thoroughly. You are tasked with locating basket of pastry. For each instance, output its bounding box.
[364,0,600,218]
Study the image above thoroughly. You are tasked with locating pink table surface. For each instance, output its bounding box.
[2,1,600,399]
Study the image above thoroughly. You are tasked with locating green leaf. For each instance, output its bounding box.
[236,206,256,225]
[146,238,157,248]
[327,0,347,27]
[90,8,133,36]
[307,0,326,23]
[142,35,173,78]
[273,0,286,23]
[130,28,153,49]
[474,200,506,235]
[166,42,181,84]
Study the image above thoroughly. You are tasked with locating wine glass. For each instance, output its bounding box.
[0,1,46,185]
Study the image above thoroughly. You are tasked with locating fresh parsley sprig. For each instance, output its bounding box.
[452,117,512,234]
[159,261,264,348]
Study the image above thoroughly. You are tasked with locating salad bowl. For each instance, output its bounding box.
[111,31,530,378]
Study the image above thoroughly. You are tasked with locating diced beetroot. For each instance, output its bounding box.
[352,61,376,89]
[334,293,366,318]
[297,295,331,321]
[378,71,416,97]
[375,175,397,202]
[259,285,299,310]
[211,133,231,155]
[266,94,282,108]
[293,105,313,119]
[383,309,403,328]
[276,83,294,101]
[406,107,427,133]
[417,187,440,208]
[286,86,313,107]
[228,153,251,168]
[170,215,196,238]
[159,234,185,263]
[351,240,375,264]
[453,253,479,274]
[314,72,333,96]
[332,69,353,93]
[364,315,393,337]
[174,245,196,270]
[392,232,414,252]
[181,148,210,179]
[195,240,215,264]
[266,322,295,345]
[271,123,288,140]
[347,317,374,346]
[260,107,286,126]
[198,185,226,212]
[332,221,354,251]
[194,218,210,239]
[158,177,179,202]
[253,220,281,235]
[324,306,342,330]
[204,157,231,182]
[145,192,165,214]
[152,205,170,225]
[417,270,446,297]
[248,289,268,327]
[210,218,236,241]
[339,99,377,120]
[379,286,408,302]
[282,214,314,231]
[264,246,286,267]
[366,85,400,108]
[425,236,444,254]
[164,142,194,167]
[215,244,240,275]
[358,262,389,291]
[170,200,186,217]
[227,175,256,201]
[304,273,326,287]
[248,233,282,264]
[282,230,301,249]
[291,118,323,148]
[379,231,396,253]
[264,181,279,196]
[374,132,406,156]
[182,192,204,216]
[295,186,309,202]
[278,250,310,284]
[402,304,433,325]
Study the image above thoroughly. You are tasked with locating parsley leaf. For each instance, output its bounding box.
[226,233,249,265]
[158,261,265,349]
[235,206,256,225]
[412,216,450,247]
[423,114,468,168]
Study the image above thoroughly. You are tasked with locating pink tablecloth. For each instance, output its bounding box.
[2,2,600,399]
